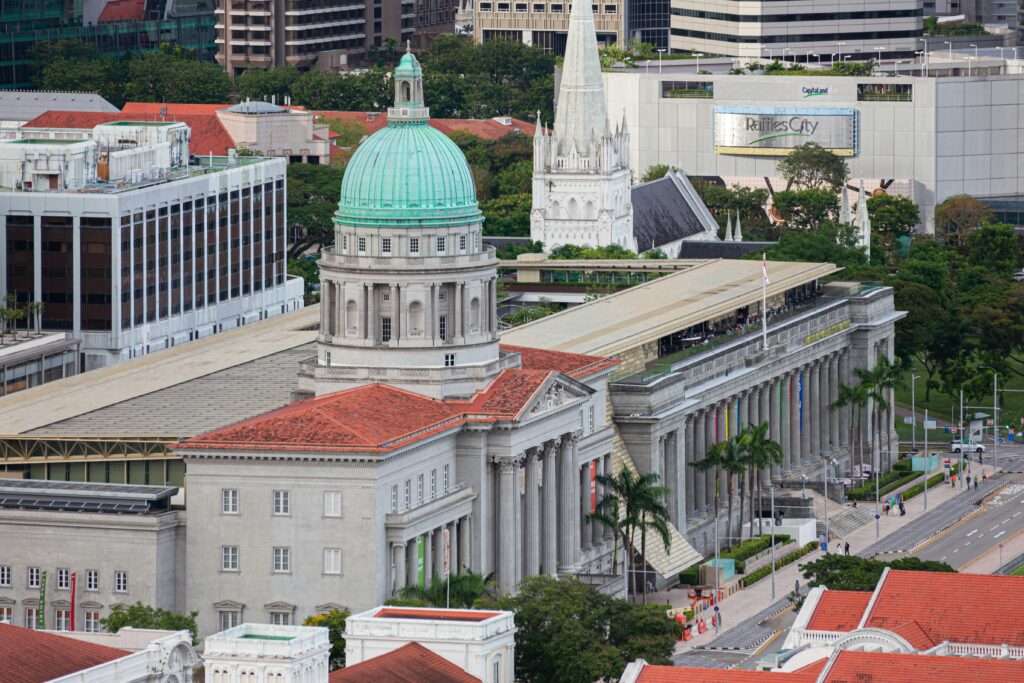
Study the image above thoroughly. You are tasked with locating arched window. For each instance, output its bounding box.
[550,200,560,218]
[585,200,595,220]
[345,299,357,334]
[568,198,578,219]
[491,653,503,683]
[409,300,424,336]
[401,81,411,102]
[470,297,480,332]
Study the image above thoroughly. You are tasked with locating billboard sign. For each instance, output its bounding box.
[714,106,857,157]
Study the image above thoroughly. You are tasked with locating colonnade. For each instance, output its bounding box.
[391,515,472,593]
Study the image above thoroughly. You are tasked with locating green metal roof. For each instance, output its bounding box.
[394,51,423,79]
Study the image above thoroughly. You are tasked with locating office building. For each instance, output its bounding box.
[474,0,626,54]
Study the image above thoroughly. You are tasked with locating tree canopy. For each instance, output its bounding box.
[776,142,849,191]
[100,602,199,644]
[801,554,955,592]
[935,194,995,249]
[304,609,349,670]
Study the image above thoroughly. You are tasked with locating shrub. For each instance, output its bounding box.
[739,541,819,588]
[904,464,959,501]
[679,566,700,585]
[893,459,912,472]
[847,470,918,499]
[722,534,791,562]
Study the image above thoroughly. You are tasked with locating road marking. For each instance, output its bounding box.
[953,548,960,553]
[965,541,971,546]
[991,525,1000,531]
[967,529,978,537]
[995,531,1006,539]
[1015,512,1023,518]
[940,556,947,561]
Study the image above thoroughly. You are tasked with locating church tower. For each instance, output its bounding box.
[300,46,511,400]
[531,0,634,251]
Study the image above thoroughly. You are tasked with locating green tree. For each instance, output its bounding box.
[496,239,545,260]
[751,223,875,277]
[892,280,964,401]
[286,163,345,258]
[100,603,198,645]
[935,194,995,250]
[40,57,125,107]
[965,223,1019,280]
[236,66,301,103]
[288,257,320,304]
[691,440,744,551]
[394,571,497,608]
[642,248,668,259]
[304,609,350,670]
[692,180,772,239]
[549,244,638,259]
[772,188,840,230]
[502,301,561,327]
[494,160,533,196]
[738,422,783,537]
[867,194,920,262]
[640,164,671,183]
[496,576,677,683]
[776,142,849,191]
[124,48,231,103]
[480,194,532,237]
[801,554,955,592]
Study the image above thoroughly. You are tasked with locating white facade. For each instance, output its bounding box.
[52,629,199,683]
[603,69,1024,232]
[203,624,330,683]
[0,139,98,191]
[531,0,634,252]
[345,606,516,683]
[670,0,922,59]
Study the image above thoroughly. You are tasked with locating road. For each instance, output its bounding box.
[911,475,1024,569]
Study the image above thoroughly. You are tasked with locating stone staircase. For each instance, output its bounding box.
[806,489,873,538]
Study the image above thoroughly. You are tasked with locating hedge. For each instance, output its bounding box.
[904,464,960,501]
[679,566,700,585]
[738,541,820,588]
[847,470,919,500]
[893,459,912,473]
[722,534,792,563]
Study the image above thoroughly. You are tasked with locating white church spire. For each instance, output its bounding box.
[553,0,611,156]
[855,180,872,262]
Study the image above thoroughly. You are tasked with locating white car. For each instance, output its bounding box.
[951,440,985,454]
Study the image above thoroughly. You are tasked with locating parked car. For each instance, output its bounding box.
[951,439,985,454]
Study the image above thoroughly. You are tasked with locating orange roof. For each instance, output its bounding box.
[121,102,307,115]
[0,623,130,683]
[374,607,501,622]
[862,570,1024,647]
[23,111,235,157]
[637,664,822,683]
[314,111,535,140]
[97,0,144,22]
[822,650,1024,682]
[178,346,612,453]
[329,642,479,683]
[806,591,873,632]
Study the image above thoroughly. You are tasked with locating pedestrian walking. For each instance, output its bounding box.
[967,475,972,488]
[844,541,850,556]
[795,579,800,595]
[975,478,979,490]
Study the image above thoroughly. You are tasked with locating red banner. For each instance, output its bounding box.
[70,572,76,631]
[590,461,597,513]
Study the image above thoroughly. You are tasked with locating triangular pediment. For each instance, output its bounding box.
[520,374,592,421]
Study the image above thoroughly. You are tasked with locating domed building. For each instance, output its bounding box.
[299,48,512,400]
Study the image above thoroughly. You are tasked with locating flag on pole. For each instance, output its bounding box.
[762,253,770,285]
[70,572,77,631]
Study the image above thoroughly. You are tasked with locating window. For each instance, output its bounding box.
[55,609,70,631]
[0,606,11,624]
[661,80,714,99]
[56,568,70,590]
[492,655,502,683]
[417,474,424,505]
[273,490,290,515]
[222,546,239,571]
[270,612,291,625]
[443,464,450,493]
[410,237,420,255]
[382,316,392,342]
[857,83,912,102]
[381,237,392,255]
[219,610,239,631]
[391,484,398,512]
[0,566,9,587]
[273,547,291,573]
[25,608,38,629]
[430,469,436,498]
[324,548,342,575]
[84,611,101,633]
[439,315,447,341]
[324,491,342,518]
[115,571,128,593]
[436,236,446,254]
[342,234,348,252]
[357,237,367,254]
[404,480,411,509]
[86,570,98,591]
[222,489,239,514]
[28,567,40,588]
[459,234,467,252]
[444,353,456,367]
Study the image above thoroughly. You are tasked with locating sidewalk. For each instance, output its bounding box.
[655,462,997,653]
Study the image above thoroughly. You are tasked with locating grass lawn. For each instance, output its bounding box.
[1012,565,1024,576]
[895,421,954,445]
[893,360,1024,434]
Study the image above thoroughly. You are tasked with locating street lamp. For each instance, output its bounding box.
[783,47,790,63]
[924,408,931,511]
[658,48,666,74]
[837,41,846,65]
[824,450,837,551]
[945,41,953,68]
[696,51,703,73]
[911,374,920,451]
[971,43,978,62]
[875,46,885,65]
[980,365,999,471]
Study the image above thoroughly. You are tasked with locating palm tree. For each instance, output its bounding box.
[588,491,625,574]
[719,437,746,549]
[832,380,870,479]
[740,422,784,537]
[26,301,43,335]
[863,356,903,473]
[395,570,496,608]
[691,438,743,551]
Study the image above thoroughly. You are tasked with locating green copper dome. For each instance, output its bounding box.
[336,49,481,229]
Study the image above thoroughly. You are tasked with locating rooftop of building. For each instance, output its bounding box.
[0,90,118,123]
[203,623,329,659]
[0,332,79,366]
[329,642,480,683]
[0,623,130,683]
[370,607,504,622]
[314,111,535,141]
[805,590,873,632]
[0,479,178,514]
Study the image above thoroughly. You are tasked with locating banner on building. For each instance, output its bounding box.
[443,528,451,579]
[38,571,47,630]
[590,461,597,513]
[70,572,77,631]
[714,106,858,157]
[417,536,425,587]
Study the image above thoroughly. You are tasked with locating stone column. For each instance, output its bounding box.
[692,412,705,514]
[580,461,592,550]
[819,358,830,453]
[810,363,821,459]
[389,283,399,343]
[800,368,811,464]
[828,355,840,448]
[748,387,760,427]
[704,409,715,511]
[449,520,459,574]
[543,439,559,575]
[760,384,772,484]
[603,453,614,541]
[738,391,749,429]
[459,516,471,573]
[558,436,574,568]
[685,416,697,517]
[789,374,801,470]
[839,352,851,446]
[769,379,781,474]
[454,281,464,341]
[595,455,607,544]
[667,430,682,528]
[424,528,433,584]
[432,283,441,342]
[493,454,519,594]
[525,448,541,577]
[393,542,407,592]
[407,539,418,587]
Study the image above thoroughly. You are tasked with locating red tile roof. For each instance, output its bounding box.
[862,570,1024,647]
[314,111,535,140]
[374,607,501,622]
[178,346,613,453]
[806,591,873,632]
[121,102,307,115]
[0,623,130,683]
[822,650,1024,683]
[329,642,480,683]
[636,664,821,683]
[23,111,235,157]
[97,0,144,22]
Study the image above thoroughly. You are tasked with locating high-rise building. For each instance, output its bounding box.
[214,0,416,76]
[670,0,923,60]
[474,1,626,54]
[531,1,634,251]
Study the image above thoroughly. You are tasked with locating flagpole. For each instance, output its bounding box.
[762,253,769,349]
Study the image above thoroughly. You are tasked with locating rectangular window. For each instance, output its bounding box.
[0,606,11,624]
[342,234,348,252]
[324,491,342,518]
[443,464,450,493]
[430,469,437,498]
[391,484,398,513]
[55,609,70,631]
[324,548,342,575]
[410,237,420,254]
[439,315,447,341]
[660,80,714,99]
[404,480,411,509]
[273,547,291,573]
[84,611,100,633]
[382,316,392,342]
[86,570,98,591]
[222,546,239,571]
[459,234,467,252]
[270,612,291,625]
[219,610,239,631]
[57,568,69,590]
[273,490,290,515]
[358,236,367,254]
[222,489,239,514]
[0,566,10,587]
[381,237,392,255]
[28,567,40,588]
[436,236,446,254]
[417,474,424,505]
[25,608,38,629]
[444,353,455,367]
[857,83,912,102]
[115,571,128,593]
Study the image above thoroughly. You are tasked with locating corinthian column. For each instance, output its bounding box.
[559,432,581,569]
[810,362,821,459]
[543,439,559,575]
[492,454,520,594]
[525,448,541,577]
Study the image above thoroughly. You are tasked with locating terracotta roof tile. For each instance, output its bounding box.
[121,102,306,115]
[822,650,1024,683]
[373,608,501,622]
[0,623,130,683]
[329,642,480,683]
[889,619,935,650]
[461,368,552,418]
[313,111,535,140]
[97,0,145,22]
[806,591,873,632]
[636,664,821,683]
[863,570,1024,647]
[23,111,235,157]
[504,344,620,379]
